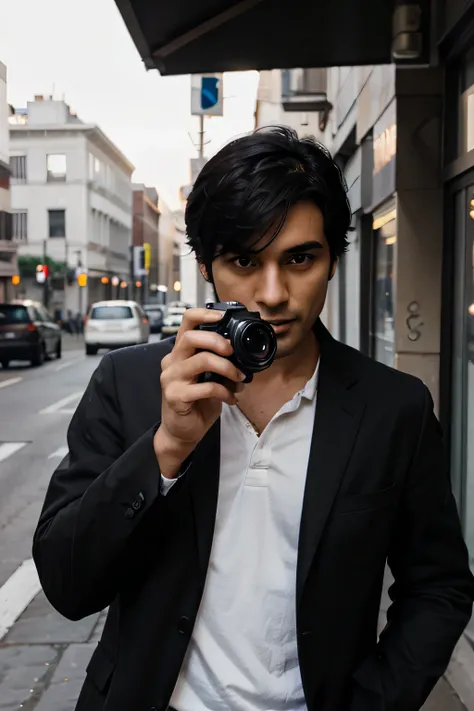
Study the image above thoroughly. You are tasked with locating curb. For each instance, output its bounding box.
[447,635,474,711]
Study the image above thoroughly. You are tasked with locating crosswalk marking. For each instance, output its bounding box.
[0,442,27,463]
[39,391,82,415]
[0,377,22,389]
[0,558,42,641]
[48,446,69,460]
[54,359,81,373]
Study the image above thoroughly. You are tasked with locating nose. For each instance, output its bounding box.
[254,264,289,311]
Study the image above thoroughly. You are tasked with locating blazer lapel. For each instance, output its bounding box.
[296,324,366,603]
[190,418,221,578]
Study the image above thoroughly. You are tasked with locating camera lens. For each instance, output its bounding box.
[243,324,272,359]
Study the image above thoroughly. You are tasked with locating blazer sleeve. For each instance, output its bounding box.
[350,385,474,711]
[32,353,167,621]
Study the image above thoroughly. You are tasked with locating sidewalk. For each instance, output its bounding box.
[0,590,106,711]
[0,576,470,710]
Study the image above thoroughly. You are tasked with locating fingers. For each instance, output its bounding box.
[170,328,233,363]
[176,351,246,385]
[168,381,239,408]
[175,308,224,347]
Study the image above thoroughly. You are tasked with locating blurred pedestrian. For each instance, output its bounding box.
[33,127,474,711]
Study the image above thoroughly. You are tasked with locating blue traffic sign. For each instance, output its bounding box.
[201,76,219,111]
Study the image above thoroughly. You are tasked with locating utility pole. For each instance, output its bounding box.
[63,238,68,320]
[43,238,49,309]
[75,250,83,316]
[198,114,204,158]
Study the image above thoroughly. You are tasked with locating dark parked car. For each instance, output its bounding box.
[143,304,165,334]
[0,301,62,368]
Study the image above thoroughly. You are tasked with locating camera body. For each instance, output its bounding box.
[196,302,277,384]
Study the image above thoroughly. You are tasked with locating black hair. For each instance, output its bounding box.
[185,125,352,279]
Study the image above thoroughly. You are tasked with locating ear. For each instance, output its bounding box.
[199,263,209,282]
[329,258,338,281]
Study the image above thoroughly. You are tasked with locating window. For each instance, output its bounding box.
[10,155,27,182]
[90,305,133,320]
[0,305,30,324]
[12,211,28,242]
[48,209,66,238]
[371,206,396,367]
[451,180,474,570]
[0,211,12,240]
[88,153,95,181]
[47,154,66,182]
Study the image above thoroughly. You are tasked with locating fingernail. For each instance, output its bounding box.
[239,372,246,381]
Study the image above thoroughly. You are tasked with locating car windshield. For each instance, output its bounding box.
[90,306,133,320]
[0,305,30,324]
[164,313,184,324]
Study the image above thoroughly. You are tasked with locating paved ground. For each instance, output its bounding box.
[0,335,468,710]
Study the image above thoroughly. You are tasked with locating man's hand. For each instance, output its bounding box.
[154,308,246,479]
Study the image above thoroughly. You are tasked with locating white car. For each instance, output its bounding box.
[84,300,150,355]
[161,306,188,336]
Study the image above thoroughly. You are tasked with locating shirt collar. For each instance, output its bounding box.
[301,358,320,401]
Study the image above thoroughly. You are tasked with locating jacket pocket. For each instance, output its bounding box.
[332,483,397,516]
[86,643,116,693]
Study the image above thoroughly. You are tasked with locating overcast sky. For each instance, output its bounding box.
[0,0,259,209]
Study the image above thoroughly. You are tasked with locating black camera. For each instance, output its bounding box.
[196,302,277,384]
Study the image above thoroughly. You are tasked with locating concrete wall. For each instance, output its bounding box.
[393,68,444,411]
[256,70,325,139]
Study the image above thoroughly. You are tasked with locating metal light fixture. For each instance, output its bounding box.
[392,4,422,60]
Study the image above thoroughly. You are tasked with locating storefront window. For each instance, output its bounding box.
[372,207,396,367]
[451,180,474,569]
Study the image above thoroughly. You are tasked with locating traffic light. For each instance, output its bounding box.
[36,264,49,284]
[143,243,151,273]
[77,273,87,288]
[11,275,20,286]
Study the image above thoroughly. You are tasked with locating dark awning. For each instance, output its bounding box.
[114,0,400,76]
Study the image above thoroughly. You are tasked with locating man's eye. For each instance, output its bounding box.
[289,253,314,265]
[233,256,254,268]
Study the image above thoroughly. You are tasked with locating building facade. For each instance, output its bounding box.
[154,199,182,305]
[439,2,474,612]
[9,97,134,317]
[132,184,160,304]
[0,62,17,302]
[255,0,474,624]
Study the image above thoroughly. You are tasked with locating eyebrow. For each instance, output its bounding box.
[231,240,324,258]
[284,240,324,254]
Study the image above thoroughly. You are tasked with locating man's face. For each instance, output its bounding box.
[208,201,335,359]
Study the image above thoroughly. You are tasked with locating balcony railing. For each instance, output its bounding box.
[281,68,331,113]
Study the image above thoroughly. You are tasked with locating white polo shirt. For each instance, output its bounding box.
[162,362,319,710]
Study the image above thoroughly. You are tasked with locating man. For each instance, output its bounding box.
[33,126,474,711]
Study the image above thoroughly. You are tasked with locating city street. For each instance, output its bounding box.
[0,334,468,710]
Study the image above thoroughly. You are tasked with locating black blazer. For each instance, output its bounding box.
[33,323,474,711]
